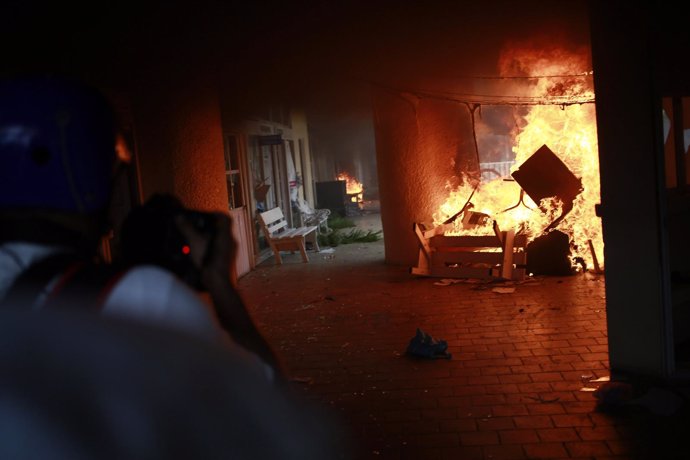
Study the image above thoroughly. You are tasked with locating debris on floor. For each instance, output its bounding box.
[405,328,452,360]
[431,277,546,292]
[525,395,560,403]
[580,374,614,393]
[592,381,634,405]
[579,372,686,416]
[433,278,463,286]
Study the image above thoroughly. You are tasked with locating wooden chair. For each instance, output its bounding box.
[258,207,320,264]
[411,221,527,281]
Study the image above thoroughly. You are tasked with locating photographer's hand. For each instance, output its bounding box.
[176,213,284,381]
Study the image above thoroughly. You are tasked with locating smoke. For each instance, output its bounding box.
[474,106,519,163]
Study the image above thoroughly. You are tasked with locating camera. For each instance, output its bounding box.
[167,209,217,290]
[119,194,218,291]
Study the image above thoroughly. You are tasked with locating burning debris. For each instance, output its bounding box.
[411,219,529,281]
[417,39,603,277]
[412,144,591,280]
[526,230,574,276]
[511,144,583,232]
[336,172,364,213]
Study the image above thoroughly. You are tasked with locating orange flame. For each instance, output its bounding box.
[337,172,364,203]
[433,41,603,271]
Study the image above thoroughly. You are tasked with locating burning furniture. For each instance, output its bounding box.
[511,144,583,232]
[336,172,365,216]
[411,144,583,281]
[316,173,366,218]
[411,221,528,281]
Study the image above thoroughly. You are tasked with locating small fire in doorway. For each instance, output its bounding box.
[336,172,365,208]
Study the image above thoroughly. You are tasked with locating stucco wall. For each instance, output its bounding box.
[132,73,228,213]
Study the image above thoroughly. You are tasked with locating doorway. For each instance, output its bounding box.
[224,134,252,279]
[248,134,291,262]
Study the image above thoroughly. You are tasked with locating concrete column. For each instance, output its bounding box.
[373,88,475,266]
[590,3,669,377]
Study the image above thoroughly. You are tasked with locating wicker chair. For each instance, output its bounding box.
[294,197,331,234]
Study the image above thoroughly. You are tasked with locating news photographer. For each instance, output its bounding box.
[0,75,346,459]
[0,77,275,381]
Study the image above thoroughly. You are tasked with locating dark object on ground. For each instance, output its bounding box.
[526,230,575,276]
[406,328,452,360]
[593,381,635,407]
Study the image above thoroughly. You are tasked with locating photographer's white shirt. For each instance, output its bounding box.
[0,242,273,381]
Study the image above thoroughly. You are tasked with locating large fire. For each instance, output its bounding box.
[432,42,603,270]
[337,172,364,204]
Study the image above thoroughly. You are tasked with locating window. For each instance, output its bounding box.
[224,135,244,209]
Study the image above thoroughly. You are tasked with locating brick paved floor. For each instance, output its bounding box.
[237,214,690,459]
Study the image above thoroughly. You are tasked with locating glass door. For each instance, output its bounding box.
[660,96,690,373]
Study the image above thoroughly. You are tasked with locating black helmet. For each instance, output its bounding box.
[0,76,118,213]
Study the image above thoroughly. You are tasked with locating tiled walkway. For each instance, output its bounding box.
[237,213,689,459]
